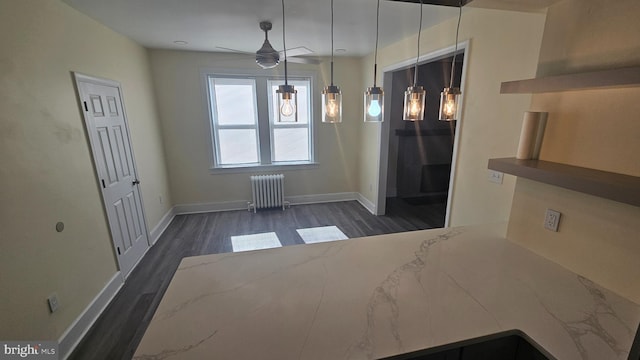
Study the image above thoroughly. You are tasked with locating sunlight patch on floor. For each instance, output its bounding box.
[296,226,348,244]
[231,232,282,252]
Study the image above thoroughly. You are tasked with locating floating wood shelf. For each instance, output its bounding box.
[500,66,640,94]
[488,157,640,207]
[388,0,472,6]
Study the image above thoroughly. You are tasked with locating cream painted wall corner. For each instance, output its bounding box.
[149,206,177,245]
[0,0,171,345]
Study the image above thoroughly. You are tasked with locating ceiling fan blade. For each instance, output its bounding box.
[287,57,322,65]
[280,46,314,58]
[215,46,255,55]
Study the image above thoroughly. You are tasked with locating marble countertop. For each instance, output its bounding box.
[133,225,640,359]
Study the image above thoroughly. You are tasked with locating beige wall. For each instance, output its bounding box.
[148,50,361,205]
[507,0,640,303]
[358,8,546,224]
[0,0,171,341]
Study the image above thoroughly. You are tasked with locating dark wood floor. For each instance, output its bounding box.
[69,199,445,360]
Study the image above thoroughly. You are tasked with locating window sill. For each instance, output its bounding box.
[209,162,320,174]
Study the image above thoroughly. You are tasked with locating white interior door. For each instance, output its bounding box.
[75,74,149,279]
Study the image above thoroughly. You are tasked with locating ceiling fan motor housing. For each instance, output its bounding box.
[256,43,280,69]
[256,21,280,69]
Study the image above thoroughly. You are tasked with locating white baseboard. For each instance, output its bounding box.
[287,192,357,205]
[356,193,376,214]
[174,200,249,214]
[149,207,176,245]
[58,272,124,360]
[174,193,364,214]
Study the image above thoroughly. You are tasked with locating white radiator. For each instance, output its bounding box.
[248,174,288,212]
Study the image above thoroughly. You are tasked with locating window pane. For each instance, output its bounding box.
[273,128,309,162]
[213,79,257,126]
[218,129,258,165]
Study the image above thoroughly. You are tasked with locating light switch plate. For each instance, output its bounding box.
[47,293,59,313]
[544,209,561,232]
[488,170,504,184]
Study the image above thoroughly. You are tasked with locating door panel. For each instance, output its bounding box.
[113,199,130,248]
[107,96,118,116]
[126,192,143,239]
[97,127,118,185]
[77,77,149,278]
[113,126,132,178]
[90,95,104,116]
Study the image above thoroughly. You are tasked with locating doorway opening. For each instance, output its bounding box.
[376,43,468,228]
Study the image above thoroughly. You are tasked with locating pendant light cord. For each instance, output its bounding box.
[373,0,380,87]
[449,0,462,88]
[282,0,288,86]
[413,0,423,87]
[330,0,334,86]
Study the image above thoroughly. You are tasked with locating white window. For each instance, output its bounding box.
[209,78,259,166]
[206,74,314,170]
[268,79,311,163]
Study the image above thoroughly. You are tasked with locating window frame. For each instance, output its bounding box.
[267,78,313,164]
[202,68,317,173]
[208,77,261,167]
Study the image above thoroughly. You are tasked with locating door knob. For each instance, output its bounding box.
[132,179,140,185]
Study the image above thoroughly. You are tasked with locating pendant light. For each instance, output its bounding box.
[364,0,384,123]
[322,0,342,123]
[439,0,462,122]
[276,0,297,122]
[403,0,426,122]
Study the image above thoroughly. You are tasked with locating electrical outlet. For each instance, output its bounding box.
[159,195,163,204]
[488,170,504,184]
[544,209,561,232]
[47,293,59,313]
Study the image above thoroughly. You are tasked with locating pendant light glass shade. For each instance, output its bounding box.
[276,84,298,122]
[364,0,384,123]
[277,0,296,122]
[322,0,342,123]
[364,86,384,122]
[403,86,425,121]
[322,85,342,123]
[438,87,460,121]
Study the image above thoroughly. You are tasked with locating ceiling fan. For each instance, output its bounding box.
[217,21,320,69]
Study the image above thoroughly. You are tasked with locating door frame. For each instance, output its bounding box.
[73,72,151,278]
[375,40,470,227]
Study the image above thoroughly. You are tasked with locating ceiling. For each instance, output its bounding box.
[62,0,560,57]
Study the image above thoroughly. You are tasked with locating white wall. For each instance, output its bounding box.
[358,8,546,225]
[0,0,171,342]
[507,0,640,303]
[148,50,362,206]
